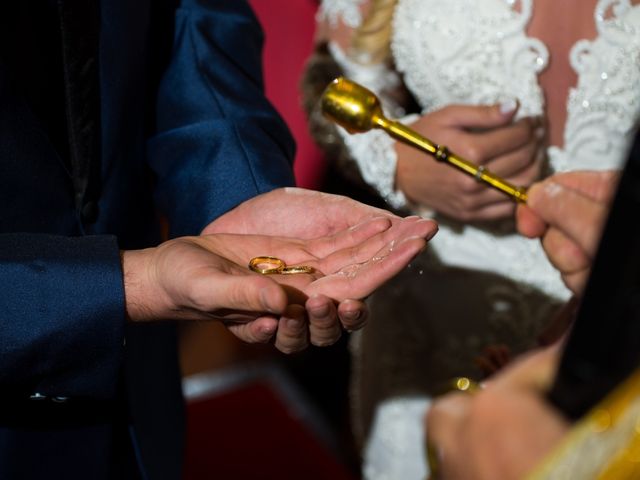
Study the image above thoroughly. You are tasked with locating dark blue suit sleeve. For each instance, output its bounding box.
[0,234,125,400]
[148,0,297,238]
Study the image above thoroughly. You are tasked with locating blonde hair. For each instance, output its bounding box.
[351,0,399,65]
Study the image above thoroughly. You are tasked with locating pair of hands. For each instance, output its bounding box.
[396,101,544,222]
[425,169,618,479]
[123,187,437,352]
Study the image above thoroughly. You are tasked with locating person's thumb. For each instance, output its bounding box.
[205,272,288,315]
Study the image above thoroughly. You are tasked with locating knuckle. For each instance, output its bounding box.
[459,176,480,194]
[184,282,210,311]
[462,145,484,163]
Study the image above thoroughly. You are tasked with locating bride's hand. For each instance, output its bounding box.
[396,102,545,222]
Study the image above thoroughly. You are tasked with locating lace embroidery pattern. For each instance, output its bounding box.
[392,0,546,117]
[318,0,365,28]
[553,0,640,172]
[389,0,640,299]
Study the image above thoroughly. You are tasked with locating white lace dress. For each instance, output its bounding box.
[318,1,640,479]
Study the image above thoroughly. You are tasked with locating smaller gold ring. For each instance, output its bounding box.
[281,265,314,275]
[449,376,481,394]
[248,256,285,275]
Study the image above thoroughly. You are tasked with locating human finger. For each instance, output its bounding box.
[544,170,619,203]
[307,234,427,301]
[306,294,342,347]
[440,149,538,207]
[504,147,545,188]
[433,100,519,130]
[192,269,289,317]
[274,304,309,353]
[541,227,591,276]
[461,198,515,222]
[337,298,369,331]
[516,204,547,238]
[461,116,537,164]
[492,345,562,392]
[517,171,616,240]
[561,270,590,296]
[527,181,609,258]
[485,133,541,178]
[309,216,392,258]
[318,218,437,274]
[225,316,279,344]
[541,228,591,295]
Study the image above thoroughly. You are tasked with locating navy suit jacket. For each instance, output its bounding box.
[0,1,295,478]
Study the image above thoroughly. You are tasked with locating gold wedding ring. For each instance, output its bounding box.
[281,265,314,275]
[248,256,285,274]
[248,256,314,275]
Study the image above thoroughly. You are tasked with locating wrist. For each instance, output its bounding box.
[121,248,160,322]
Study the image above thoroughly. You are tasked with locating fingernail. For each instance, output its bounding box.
[424,224,439,241]
[284,316,303,330]
[499,98,518,115]
[260,325,276,337]
[401,234,431,245]
[311,303,330,318]
[535,127,546,139]
[343,310,361,323]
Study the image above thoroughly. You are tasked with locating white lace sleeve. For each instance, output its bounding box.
[328,41,418,210]
[318,0,366,28]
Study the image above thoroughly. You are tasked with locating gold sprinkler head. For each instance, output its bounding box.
[320,77,384,133]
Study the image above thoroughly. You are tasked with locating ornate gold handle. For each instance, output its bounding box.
[321,77,528,204]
